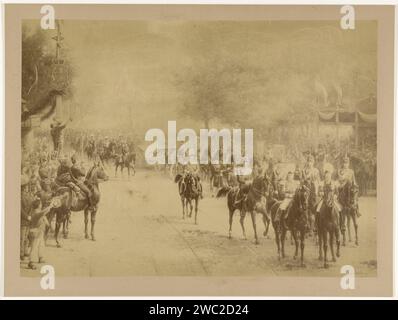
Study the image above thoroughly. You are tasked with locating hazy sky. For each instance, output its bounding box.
[26,20,377,133]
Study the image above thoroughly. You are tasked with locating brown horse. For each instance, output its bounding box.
[47,164,108,247]
[317,188,341,268]
[217,175,269,244]
[270,184,310,265]
[339,181,359,246]
[175,173,202,224]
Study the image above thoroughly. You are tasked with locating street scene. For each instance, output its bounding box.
[20,19,377,277]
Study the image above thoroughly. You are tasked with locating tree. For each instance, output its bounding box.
[21,23,73,122]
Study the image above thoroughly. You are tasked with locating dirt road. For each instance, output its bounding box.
[21,170,377,277]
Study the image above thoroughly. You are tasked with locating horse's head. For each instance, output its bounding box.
[295,183,310,212]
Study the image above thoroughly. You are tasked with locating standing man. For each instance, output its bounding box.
[21,175,34,262]
[50,117,70,154]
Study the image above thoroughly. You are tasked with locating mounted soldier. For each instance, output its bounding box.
[278,170,300,228]
[71,154,93,208]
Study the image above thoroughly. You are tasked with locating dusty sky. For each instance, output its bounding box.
[26,20,377,134]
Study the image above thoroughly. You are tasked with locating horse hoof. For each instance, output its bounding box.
[293,256,297,260]
[324,263,329,269]
[56,243,62,248]
[255,241,259,245]
[91,236,96,241]
[301,263,306,268]
[63,234,68,239]
[318,256,323,261]
[355,241,359,246]
[85,234,89,239]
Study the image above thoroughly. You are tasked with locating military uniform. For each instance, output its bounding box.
[21,175,34,260]
[316,179,341,212]
[71,158,92,203]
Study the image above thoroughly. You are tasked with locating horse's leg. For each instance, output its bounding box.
[90,208,97,241]
[353,211,359,246]
[335,226,341,258]
[194,198,199,225]
[84,208,89,239]
[292,229,299,260]
[329,230,336,262]
[300,230,306,267]
[190,199,194,219]
[262,213,270,238]
[239,210,247,240]
[228,209,234,239]
[250,210,259,245]
[318,228,323,261]
[347,214,352,242]
[274,224,281,260]
[341,210,346,246]
[181,196,185,219]
[280,227,287,258]
[55,212,62,248]
[323,231,328,268]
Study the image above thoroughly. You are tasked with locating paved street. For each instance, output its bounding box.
[21,169,377,277]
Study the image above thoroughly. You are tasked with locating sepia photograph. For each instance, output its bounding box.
[3,4,394,297]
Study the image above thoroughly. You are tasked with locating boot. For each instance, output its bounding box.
[28,261,37,270]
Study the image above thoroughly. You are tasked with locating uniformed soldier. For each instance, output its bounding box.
[279,171,300,227]
[21,175,34,261]
[301,154,321,202]
[316,171,341,213]
[338,155,357,185]
[71,154,92,206]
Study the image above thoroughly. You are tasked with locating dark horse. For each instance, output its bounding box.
[317,187,341,268]
[47,164,108,247]
[270,184,310,266]
[114,152,136,178]
[339,181,359,246]
[216,175,269,245]
[175,173,202,224]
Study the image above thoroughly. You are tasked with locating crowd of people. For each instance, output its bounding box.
[20,128,138,270]
[20,124,372,269]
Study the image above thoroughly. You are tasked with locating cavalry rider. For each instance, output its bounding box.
[183,162,203,199]
[279,171,299,228]
[316,170,341,214]
[338,155,357,186]
[233,157,257,207]
[70,154,93,207]
[337,155,361,217]
[86,134,96,154]
[301,154,320,202]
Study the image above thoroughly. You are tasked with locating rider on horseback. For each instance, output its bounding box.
[338,155,361,217]
[70,154,93,207]
[316,171,341,214]
[183,163,203,199]
[279,171,299,228]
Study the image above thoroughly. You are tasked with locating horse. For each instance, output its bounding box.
[46,164,108,247]
[217,175,269,244]
[175,173,202,224]
[270,184,310,265]
[114,152,135,178]
[317,187,341,268]
[339,181,359,246]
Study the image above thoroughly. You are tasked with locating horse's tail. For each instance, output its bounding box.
[216,186,232,198]
[174,174,183,183]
